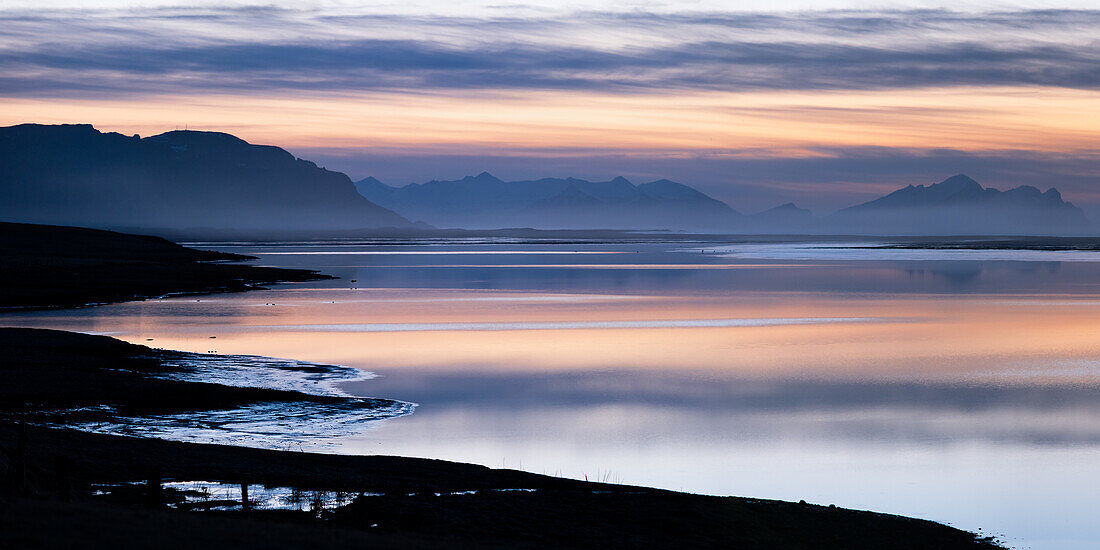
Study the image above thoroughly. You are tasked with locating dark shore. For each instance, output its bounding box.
[0,328,1003,549]
[0,327,391,422]
[0,424,1002,550]
[0,224,1004,549]
[0,221,329,310]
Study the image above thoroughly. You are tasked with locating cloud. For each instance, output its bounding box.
[1,7,1098,97]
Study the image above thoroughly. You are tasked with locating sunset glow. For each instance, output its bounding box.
[5,4,1100,549]
[5,87,1098,154]
[3,3,1098,210]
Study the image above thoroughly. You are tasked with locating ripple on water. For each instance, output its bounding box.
[54,352,416,450]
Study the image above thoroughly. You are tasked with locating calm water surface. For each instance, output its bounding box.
[4,239,1100,549]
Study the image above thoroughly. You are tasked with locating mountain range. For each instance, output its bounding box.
[0,124,411,232]
[355,172,738,231]
[357,172,1088,234]
[0,124,1089,236]
[830,174,1087,235]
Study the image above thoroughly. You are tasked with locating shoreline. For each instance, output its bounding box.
[0,221,331,311]
[0,328,412,450]
[0,223,1005,548]
[0,329,1003,548]
[1,420,1002,549]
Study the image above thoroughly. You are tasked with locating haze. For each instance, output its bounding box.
[2,1,1098,215]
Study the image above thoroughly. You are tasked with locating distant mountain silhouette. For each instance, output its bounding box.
[829,174,1087,235]
[0,124,411,232]
[2,126,1085,237]
[741,203,815,234]
[355,173,739,230]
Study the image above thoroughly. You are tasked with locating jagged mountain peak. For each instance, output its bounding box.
[834,174,1086,235]
[355,173,738,230]
[933,174,983,193]
[466,171,503,183]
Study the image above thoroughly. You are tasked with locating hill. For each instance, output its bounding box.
[742,203,815,233]
[0,124,411,232]
[355,173,739,231]
[830,174,1087,235]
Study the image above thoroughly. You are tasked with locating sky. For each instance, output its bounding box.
[1,1,1098,213]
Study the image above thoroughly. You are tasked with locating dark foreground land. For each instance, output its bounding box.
[0,424,1002,550]
[0,223,1003,548]
[0,327,393,422]
[0,221,328,309]
[0,328,1003,549]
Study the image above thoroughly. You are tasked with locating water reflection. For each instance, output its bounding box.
[219,242,1100,295]
[346,370,1100,446]
[3,240,1100,549]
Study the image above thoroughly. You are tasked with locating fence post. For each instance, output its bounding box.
[241,482,251,515]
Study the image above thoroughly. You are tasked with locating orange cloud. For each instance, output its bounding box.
[4,86,1096,157]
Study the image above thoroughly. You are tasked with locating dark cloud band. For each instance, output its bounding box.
[1,8,1098,97]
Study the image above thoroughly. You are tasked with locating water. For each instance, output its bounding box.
[33,350,415,449]
[92,481,362,512]
[3,239,1099,549]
